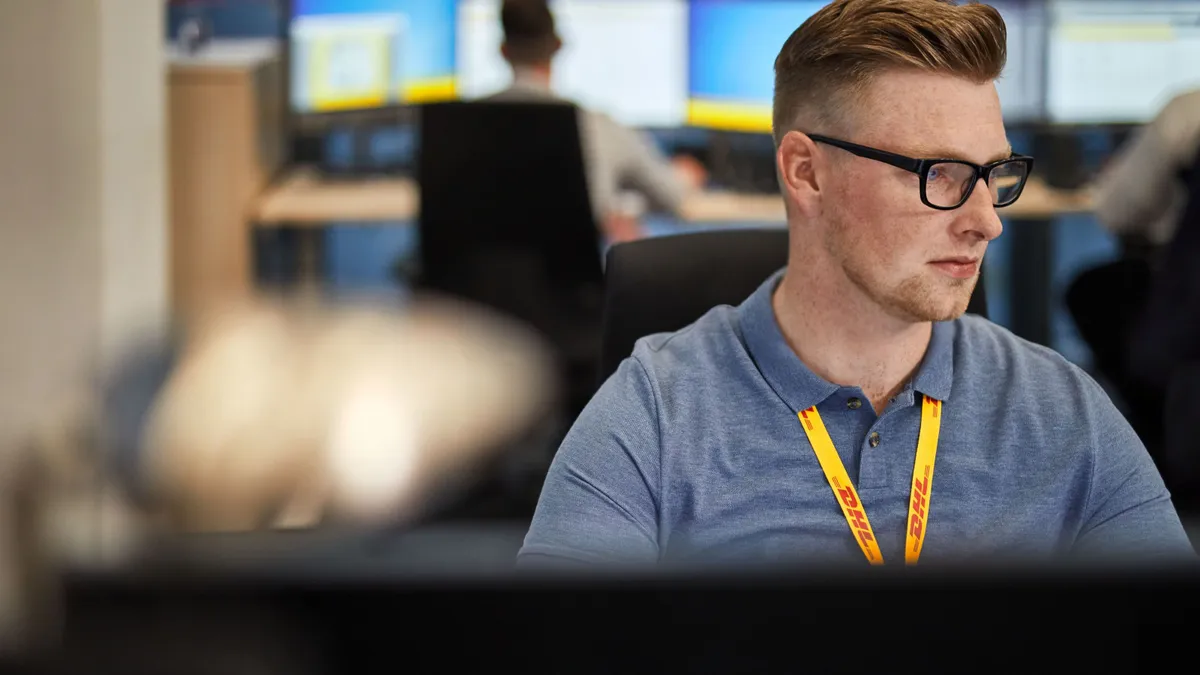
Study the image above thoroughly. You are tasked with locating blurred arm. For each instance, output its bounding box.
[1094,93,1200,242]
[600,116,696,217]
[1093,124,1177,239]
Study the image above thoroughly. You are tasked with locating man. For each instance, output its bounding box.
[519,0,1195,567]
[485,0,706,242]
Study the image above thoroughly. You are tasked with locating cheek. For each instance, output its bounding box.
[829,186,908,259]
[831,174,953,267]
[831,166,924,226]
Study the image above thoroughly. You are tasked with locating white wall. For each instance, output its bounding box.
[0,0,168,448]
[99,0,170,367]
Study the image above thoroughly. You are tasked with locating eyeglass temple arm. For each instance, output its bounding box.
[809,134,923,173]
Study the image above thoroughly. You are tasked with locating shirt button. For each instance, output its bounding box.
[847,397,862,410]
[868,432,881,448]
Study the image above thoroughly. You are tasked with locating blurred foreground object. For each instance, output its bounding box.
[140,293,558,532]
[0,292,556,654]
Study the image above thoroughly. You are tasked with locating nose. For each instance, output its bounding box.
[953,177,1004,242]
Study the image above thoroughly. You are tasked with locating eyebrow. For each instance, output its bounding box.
[910,144,1015,164]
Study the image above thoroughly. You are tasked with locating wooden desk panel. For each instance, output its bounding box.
[255,168,419,225]
[251,166,1092,226]
[170,41,284,328]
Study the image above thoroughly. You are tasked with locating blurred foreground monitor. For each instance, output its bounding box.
[8,558,1200,674]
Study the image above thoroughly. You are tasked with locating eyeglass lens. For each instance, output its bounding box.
[925,160,1028,208]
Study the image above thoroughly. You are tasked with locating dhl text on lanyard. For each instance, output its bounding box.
[796,395,942,565]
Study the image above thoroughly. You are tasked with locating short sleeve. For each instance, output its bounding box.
[517,355,663,565]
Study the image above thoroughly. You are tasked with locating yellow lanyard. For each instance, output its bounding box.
[796,395,943,565]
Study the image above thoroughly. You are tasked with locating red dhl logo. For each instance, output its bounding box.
[836,485,876,557]
[925,396,941,419]
[799,408,814,430]
[909,474,930,544]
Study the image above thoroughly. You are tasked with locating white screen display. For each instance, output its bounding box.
[456,0,688,128]
[991,0,1047,122]
[1048,0,1200,123]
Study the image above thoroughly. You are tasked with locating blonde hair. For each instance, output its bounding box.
[772,0,1007,144]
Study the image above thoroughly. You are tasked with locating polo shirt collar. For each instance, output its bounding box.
[736,269,956,413]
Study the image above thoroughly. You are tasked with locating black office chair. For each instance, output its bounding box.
[415,100,604,419]
[1128,148,1200,510]
[598,228,989,385]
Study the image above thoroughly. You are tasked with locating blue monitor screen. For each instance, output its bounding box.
[290,0,457,114]
[687,0,825,133]
[687,0,1046,131]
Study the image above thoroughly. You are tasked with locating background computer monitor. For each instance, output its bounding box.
[686,0,823,134]
[686,0,1045,134]
[455,0,689,129]
[1047,0,1200,124]
[992,0,1048,123]
[289,0,458,116]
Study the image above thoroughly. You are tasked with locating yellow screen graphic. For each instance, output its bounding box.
[403,76,457,104]
[687,99,773,134]
[309,34,391,112]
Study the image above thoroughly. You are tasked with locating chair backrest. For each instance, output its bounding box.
[1129,147,1200,388]
[1130,148,1200,501]
[416,101,603,329]
[598,228,989,385]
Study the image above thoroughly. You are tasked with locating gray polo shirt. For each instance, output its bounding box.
[520,270,1195,566]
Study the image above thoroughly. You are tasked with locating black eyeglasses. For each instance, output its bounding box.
[807,134,1035,211]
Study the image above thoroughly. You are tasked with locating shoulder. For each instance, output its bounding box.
[951,314,1121,424]
[624,304,751,396]
[955,314,1098,386]
[578,107,644,147]
[480,86,567,106]
[954,314,1078,372]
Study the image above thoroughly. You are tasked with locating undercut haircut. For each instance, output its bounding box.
[772,0,1007,145]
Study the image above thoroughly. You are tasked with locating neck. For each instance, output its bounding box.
[513,64,552,88]
[773,246,932,415]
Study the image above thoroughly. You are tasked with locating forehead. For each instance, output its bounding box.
[852,70,1008,164]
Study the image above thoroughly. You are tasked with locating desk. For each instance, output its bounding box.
[255,168,419,226]
[252,166,1095,346]
[253,166,1093,226]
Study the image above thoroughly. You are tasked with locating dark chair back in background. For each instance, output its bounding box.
[1129,148,1200,508]
[1032,127,1090,190]
[416,100,602,317]
[416,100,604,422]
[598,228,989,385]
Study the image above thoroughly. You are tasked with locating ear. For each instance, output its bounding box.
[777,130,823,217]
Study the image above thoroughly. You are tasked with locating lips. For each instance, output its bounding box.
[929,257,980,279]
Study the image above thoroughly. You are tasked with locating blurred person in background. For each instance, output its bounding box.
[519,0,1194,568]
[1066,88,1200,461]
[485,0,707,243]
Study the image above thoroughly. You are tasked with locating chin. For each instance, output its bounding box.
[888,281,975,323]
